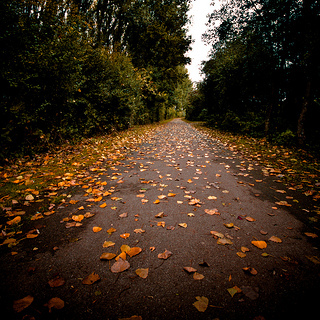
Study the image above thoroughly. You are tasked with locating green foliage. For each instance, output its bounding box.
[194,0,320,150]
[0,0,192,162]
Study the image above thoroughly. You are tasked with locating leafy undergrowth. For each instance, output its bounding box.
[0,123,161,239]
[192,121,320,215]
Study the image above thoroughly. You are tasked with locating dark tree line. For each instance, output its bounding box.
[186,0,320,150]
[0,0,193,161]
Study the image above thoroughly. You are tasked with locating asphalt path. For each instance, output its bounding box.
[1,119,319,320]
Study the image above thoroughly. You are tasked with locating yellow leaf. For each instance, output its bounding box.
[178,223,187,228]
[103,241,115,248]
[120,244,131,253]
[193,296,208,312]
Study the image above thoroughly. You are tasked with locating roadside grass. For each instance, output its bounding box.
[191,121,320,205]
[0,122,162,236]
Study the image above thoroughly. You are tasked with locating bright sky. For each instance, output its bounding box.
[186,0,218,83]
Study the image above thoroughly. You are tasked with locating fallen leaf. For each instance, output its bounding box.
[269,236,282,243]
[241,246,250,252]
[100,253,116,260]
[127,247,142,257]
[217,238,233,245]
[100,203,107,208]
[121,244,131,253]
[158,249,172,259]
[149,246,156,251]
[48,276,65,288]
[304,232,318,238]
[178,223,187,228]
[103,241,115,248]
[119,212,128,218]
[111,258,130,273]
[134,228,145,233]
[193,296,208,312]
[205,208,220,215]
[168,193,176,197]
[183,267,197,273]
[306,256,320,264]
[246,217,256,222]
[227,286,242,297]
[82,272,100,285]
[243,267,258,275]
[158,195,167,199]
[107,227,116,234]
[93,227,102,233]
[13,295,34,312]
[72,215,84,222]
[136,268,149,279]
[157,221,165,228]
[7,216,21,225]
[210,231,224,238]
[193,272,204,280]
[25,194,34,201]
[155,212,164,218]
[252,240,267,249]
[115,251,127,261]
[120,233,130,239]
[224,223,234,228]
[45,297,65,312]
[208,196,217,200]
[237,252,246,258]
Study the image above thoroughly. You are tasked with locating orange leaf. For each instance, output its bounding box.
[93,227,102,233]
[120,233,130,239]
[45,297,65,312]
[127,247,142,257]
[107,227,116,234]
[100,252,116,260]
[158,249,172,259]
[82,272,100,285]
[251,240,267,249]
[100,203,107,208]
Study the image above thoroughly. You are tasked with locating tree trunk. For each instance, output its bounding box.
[297,79,311,146]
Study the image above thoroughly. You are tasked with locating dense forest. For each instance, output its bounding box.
[0,0,193,161]
[186,0,320,151]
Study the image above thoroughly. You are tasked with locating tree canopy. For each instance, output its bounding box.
[0,0,193,161]
[186,0,320,150]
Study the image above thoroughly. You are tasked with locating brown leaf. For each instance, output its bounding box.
[13,295,34,312]
[119,212,128,218]
[48,276,65,288]
[193,272,204,280]
[269,236,282,243]
[111,258,130,273]
[158,249,172,259]
[103,241,115,248]
[243,267,258,275]
[245,216,256,222]
[45,297,65,312]
[237,252,246,258]
[82,272,100,285]
[304,232,318,238]
[183,266,197,273]
[136,268,149,279]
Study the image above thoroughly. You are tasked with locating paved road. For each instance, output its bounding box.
[1,119,319,320]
